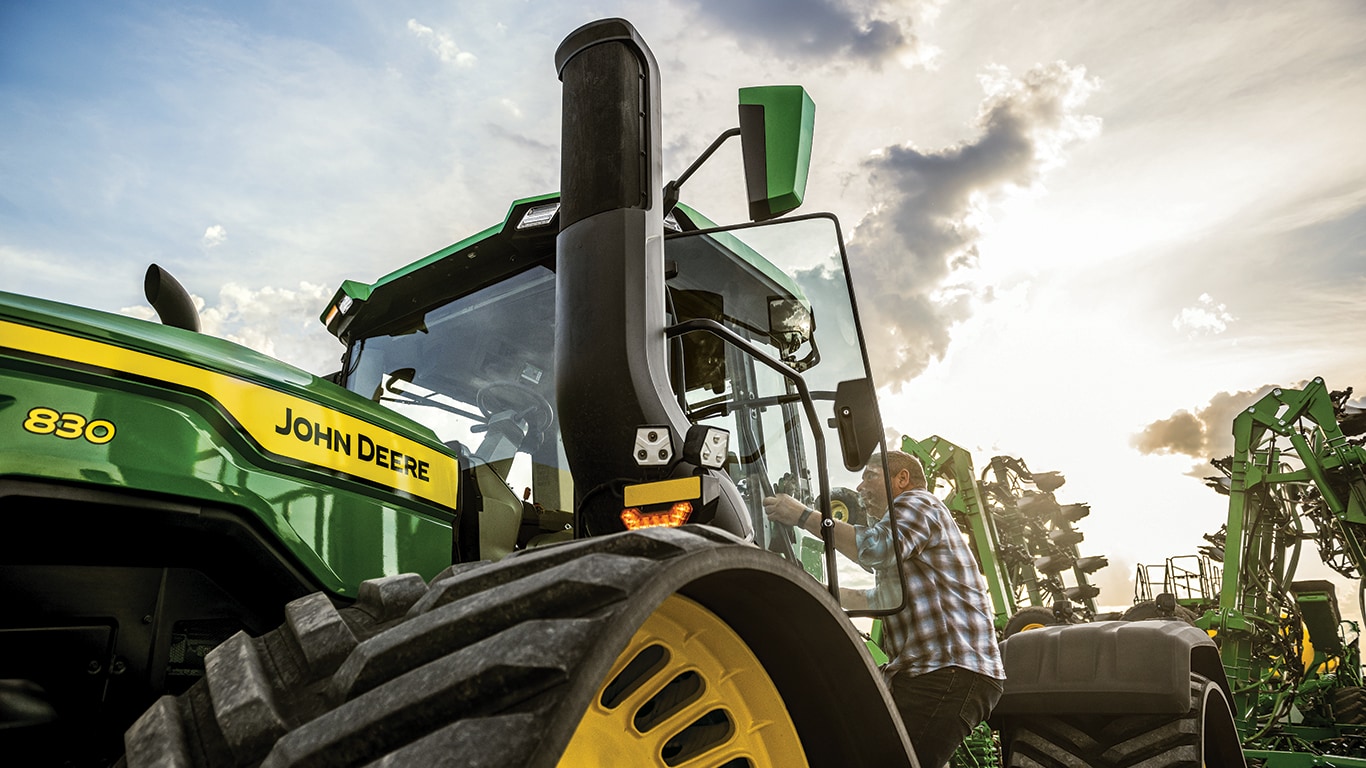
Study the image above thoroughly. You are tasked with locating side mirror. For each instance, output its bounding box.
[832,377,882,471]
[739,86,815,222]
[372,367,416,401]
[767,296,813,356]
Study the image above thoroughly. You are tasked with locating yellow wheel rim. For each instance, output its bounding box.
[830,499,850,523]
[559,595,808,767]
[1018,621,1047,632]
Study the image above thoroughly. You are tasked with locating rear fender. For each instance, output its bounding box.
[991,620,1230,717]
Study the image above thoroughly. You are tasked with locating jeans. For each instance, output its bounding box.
[890,666,1004,768]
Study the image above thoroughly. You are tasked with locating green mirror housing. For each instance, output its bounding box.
[739,85,815,222]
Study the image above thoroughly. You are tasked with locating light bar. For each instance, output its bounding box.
[621,502,693,530]
[324,295,355,328]
[517,202,561,230]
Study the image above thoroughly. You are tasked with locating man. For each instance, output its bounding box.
[763,450,1005,768]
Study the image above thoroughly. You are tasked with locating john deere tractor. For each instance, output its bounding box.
[2,18,1249,767]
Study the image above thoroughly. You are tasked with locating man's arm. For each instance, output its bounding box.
[762,493,860,561]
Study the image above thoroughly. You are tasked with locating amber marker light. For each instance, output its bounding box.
[621,501,694,530]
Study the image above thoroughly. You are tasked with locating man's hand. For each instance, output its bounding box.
[839,587,870,609]
[762,492,808,527]
[768,492,863,563]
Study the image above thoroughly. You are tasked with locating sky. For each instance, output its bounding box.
[3,0,1365,619]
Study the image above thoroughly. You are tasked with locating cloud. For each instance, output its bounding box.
[407,19,476,68]
[1132,385,1279,460]
[1173,293,1235,336]
[202,224,227,247]
[679,0,937,66]
[848,61,1101,390]
[121,282,342,376]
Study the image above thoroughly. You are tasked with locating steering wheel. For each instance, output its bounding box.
[475,381,555,450]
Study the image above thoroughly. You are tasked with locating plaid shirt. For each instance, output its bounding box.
[856,488,1006,682]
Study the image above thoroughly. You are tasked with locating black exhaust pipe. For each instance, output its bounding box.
[554,19,751,538]
[143,264,200,332]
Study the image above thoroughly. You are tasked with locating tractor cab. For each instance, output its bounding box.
[322,80,902,616]
[323,194,899,614]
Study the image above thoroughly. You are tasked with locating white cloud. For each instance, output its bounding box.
[201,282,341,374]
[202,224,227,247]
[848,59,1102,390]
[1173,293,1236,337]
[407,19,477,68]
[676,0,940,68]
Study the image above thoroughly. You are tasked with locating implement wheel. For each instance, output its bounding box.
[1003,606,1057,638]
[824,487,867,527]
[1334,686,1366,726]
[1121,600,1200,625]
[123,527,914,767]
[1000,673,1245,767]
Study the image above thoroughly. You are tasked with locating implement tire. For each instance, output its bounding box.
[1334,686,1366,726]
[1003,606,1057,638]
[825,487,867,527]
[1121,601,1200,625]
[123,526,913,767]
[1000,672,1245,767]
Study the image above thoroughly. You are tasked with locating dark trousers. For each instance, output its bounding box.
[890,666,1003,768]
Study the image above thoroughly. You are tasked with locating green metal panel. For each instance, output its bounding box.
[0,297,457,595]
[1245,749,1366,767]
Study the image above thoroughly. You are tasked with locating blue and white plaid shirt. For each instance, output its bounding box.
[856,488,1006,682]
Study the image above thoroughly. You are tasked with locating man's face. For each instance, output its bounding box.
[858,467,888,510]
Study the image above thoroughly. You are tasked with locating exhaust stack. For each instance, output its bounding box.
[553,19,750,537]
[143,264,201,332]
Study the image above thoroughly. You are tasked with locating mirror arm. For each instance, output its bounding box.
[662,127,742,217]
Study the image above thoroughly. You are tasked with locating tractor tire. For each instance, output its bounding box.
[1333,686,1366,725]
[1003,606,1057,638]
[824,487,867,527]
[1000,673,1244,767]
[123,526,914,767]
[1121,601,1200,625]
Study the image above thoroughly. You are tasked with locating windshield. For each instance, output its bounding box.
[343,266,568,509]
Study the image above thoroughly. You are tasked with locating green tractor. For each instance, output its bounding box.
[1,272,459,761]
[1138,378,1366,765]
[1,18,1247,767]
